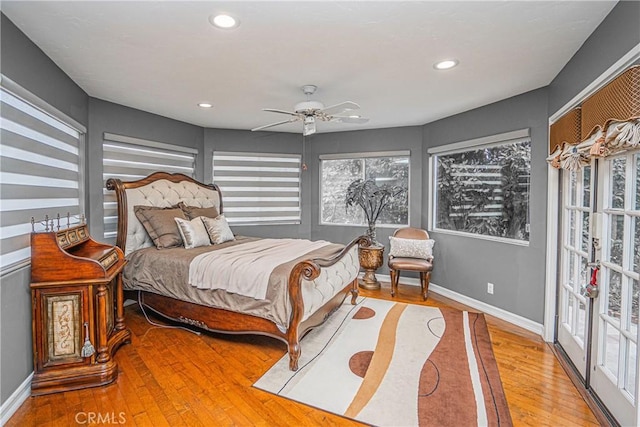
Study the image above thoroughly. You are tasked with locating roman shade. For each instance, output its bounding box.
[102,133,197,240]
[547,65,640,171]
[0,83,85,273]
[212,151,301,225]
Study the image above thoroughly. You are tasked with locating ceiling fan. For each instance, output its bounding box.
[251,85,369,136]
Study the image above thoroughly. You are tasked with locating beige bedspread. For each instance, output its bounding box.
[122,236,358,330]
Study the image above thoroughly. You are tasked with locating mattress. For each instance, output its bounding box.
[122,236,360,330]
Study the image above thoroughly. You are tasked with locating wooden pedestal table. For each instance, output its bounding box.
[358,244,384,290]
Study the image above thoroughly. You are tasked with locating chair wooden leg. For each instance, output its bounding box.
[420,271,431,301]
[390,269,399,297]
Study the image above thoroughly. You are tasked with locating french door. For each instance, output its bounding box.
[557,151,640,426]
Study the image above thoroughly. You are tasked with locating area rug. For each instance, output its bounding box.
[254,298,512,427]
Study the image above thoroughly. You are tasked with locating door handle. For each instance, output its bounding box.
[580,262,600,299]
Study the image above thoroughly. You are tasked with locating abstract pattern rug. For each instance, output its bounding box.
[254,298,512,426]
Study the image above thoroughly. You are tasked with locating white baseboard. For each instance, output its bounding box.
[0,372,32,425]
[371,273,544,336]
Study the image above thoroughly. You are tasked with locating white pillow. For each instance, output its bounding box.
[201,215,235,245]
[389,236,435,260]
[174,217,211,249]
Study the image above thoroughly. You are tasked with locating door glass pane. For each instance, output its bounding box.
[604,322,620,378]
[626,340,637,399]
[610,158,626,209]
[635,153,639,210]
[608,269,622,324]
[569,170,577,206]
[580,257,589,291]
[562,288,570,324]
[581,211,590,253]
[577,300,586,344]
[569,210,577,247]
[568,253,576,285]
[610,214,624,266]
[634,217,640,274]
[583,165,591,207]
[632,279,639,339]
[567,294,575,329]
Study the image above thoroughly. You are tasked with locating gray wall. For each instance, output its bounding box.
[204,129,311,239]
[422,88,549,323]
[548,0,640,114]
[2,0,639,407]
[0,14,89,404]
[0,14,88,126]
[310,126,423,275]
[87,98,205,240]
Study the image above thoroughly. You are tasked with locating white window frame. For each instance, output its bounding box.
[319,150,410,228]
[0,75,86,275]
[102,133,198,240]
[428,129,531,246]
[213,151,302,226]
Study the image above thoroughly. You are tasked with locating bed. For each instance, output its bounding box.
[106,172,368,370]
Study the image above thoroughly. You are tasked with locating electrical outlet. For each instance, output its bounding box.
[487,282,494,294]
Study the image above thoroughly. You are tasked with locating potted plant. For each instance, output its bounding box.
[345,178,405,246]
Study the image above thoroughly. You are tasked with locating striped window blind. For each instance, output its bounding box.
[0,85,84,273]
[102,133,197,240]
[212,151,301,225]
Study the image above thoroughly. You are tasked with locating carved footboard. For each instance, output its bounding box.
[286,235,371,370]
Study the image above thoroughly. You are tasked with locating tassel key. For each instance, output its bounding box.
[81,322,95,357]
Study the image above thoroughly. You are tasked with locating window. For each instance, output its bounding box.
[0,81,85,273]
[430,129,531,242]
[320,151,409,226]
[102,133,197,240]
[212,151,301,225]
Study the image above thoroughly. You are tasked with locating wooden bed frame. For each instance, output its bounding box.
[106,172,369,370]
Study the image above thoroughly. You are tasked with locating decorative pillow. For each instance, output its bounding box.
[174,217,211,249]
[178,202,219,220]
[201,215,235,245]
[134,205,186,249]
[389,236,435,260]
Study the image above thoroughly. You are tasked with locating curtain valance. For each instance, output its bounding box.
[548,65,640,170]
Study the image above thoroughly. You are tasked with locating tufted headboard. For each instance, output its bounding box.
[106,172,222,256]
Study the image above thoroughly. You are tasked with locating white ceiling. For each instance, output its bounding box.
[2,1,617,134]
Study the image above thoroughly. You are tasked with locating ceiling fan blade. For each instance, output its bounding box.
[329,115,369,124]
[321,101,360,115]
[263,108,299,116]
[251,118,300,132]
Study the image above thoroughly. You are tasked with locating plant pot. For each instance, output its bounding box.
[358,244,384,290]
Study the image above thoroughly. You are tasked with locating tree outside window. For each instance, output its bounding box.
[321,155,409,226]
[434,139,531,241]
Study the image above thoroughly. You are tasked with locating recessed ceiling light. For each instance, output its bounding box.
[198,103,213,108]
[434,59,459,70]
[209,14,239,29]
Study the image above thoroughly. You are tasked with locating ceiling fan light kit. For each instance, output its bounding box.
[251,85,369,135]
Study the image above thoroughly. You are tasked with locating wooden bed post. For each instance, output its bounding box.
[287,260,320,371]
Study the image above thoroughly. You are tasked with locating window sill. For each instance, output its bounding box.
[319,222,409,229]
[430,228,530,247]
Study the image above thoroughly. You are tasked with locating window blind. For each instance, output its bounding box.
[0,86,84,273]
[102,133,197,240]
[212,151,301,225]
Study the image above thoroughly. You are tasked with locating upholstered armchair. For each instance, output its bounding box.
[388,227,434,300]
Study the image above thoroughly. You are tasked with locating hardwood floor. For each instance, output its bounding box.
[7,282,598,426]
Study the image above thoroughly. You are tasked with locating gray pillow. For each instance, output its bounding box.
[174,217,211,249]
[178,202,219,220]
[201,215,235,245]
[134,205,186,249]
